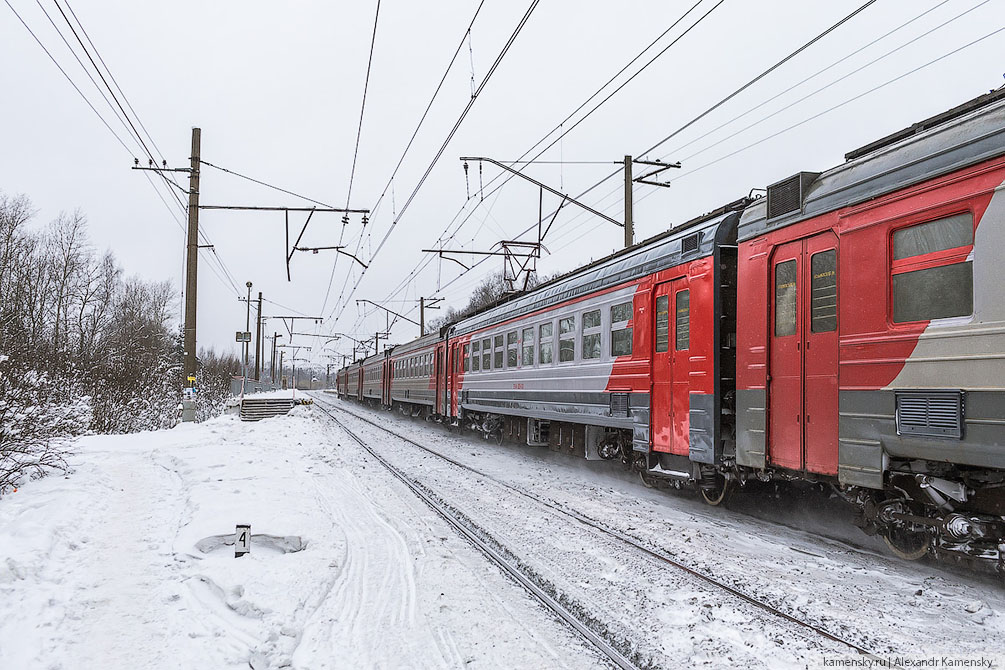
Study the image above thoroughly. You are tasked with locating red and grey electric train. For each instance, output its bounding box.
[337,90,1005,570]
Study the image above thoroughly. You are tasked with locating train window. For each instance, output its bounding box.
[611,302,632,357]
[539,323,553,364]
[482,338,491,370]
[655,295,669,352]
[582,309,601,360]
[493,335,503,369]
[611,302,631,323]
[675,291,690,351]
[471,341,480,371]
[507,331,518,368]
[559,316,575,362]
[893,264,973,323]
[893,213,972,260]
[522,327,534,366]
[811,250,837,333]
[463,344,470,372]
[892,213,973,323]
[775,260,798,337]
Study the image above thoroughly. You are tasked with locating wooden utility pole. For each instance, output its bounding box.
[182,128,201,420]
[254,291,262,380]
[624,155,633,248]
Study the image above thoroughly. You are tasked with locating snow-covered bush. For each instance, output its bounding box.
[0,191,243,496]
[0,360,91,494]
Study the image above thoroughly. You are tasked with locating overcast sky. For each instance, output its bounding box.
[2,0,1003,369]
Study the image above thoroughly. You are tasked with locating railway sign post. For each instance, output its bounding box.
[235,524,251,558]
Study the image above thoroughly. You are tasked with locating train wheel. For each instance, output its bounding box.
[639,471,658,488]
[882,528,930,561]
[698,475,733,507]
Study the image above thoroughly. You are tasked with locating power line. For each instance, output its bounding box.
[45,0,188,218]
[325,0,542,326]
[356,0,727,318]
[318,0,489,316]
[3,0,133,154]
[51,0,159,176]
[32,0,137,145]
[547,0,983,243]
[638,0,878,158]
[62,0,191,207]
[372,0,886,324]
[344,0,381,210]
[27,0,240,297]
[199,159,336,208]
[52,1,248,297]
[663,25,1005,184]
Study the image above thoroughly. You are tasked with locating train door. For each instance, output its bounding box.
[768,232,838,475]
[383,357,391,406]
[446,343,455,416]
[435,344,444,415]
[651,278,690,455]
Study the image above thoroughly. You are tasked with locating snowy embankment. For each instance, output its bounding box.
[0,407,602,669]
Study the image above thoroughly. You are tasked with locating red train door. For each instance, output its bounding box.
[435,345,444,415]
[652,278,690,455]
[383,357,391,406]
[670,283,691,456]
[768,233,838,475]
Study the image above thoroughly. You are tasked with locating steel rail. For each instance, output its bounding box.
[314,402,641,670]
[313,394,883,661]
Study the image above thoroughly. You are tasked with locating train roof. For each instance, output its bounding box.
[738,88,1005,242]
[450,197,751,338]
[359,352,384,367]
[386,332,440,357]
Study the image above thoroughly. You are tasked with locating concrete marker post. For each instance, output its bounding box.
[235,524,251,558]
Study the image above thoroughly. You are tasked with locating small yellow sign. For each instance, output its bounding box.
[187,376,196,382]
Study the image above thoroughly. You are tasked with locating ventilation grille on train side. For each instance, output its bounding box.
[610,392,630,417]
[766,172,820,219]
[895,391,964,439]
[681,232,702,254]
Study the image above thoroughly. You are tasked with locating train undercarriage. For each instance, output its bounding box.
[841,463,1005,573]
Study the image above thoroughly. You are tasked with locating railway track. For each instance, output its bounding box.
[312,394,882,664]
[313,400,641,670]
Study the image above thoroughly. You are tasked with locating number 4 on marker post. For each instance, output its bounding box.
[235,524,251,558]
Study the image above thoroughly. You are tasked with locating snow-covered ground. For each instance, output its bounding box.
[314,395,1005,668]
[0,407,605,669]
[1,397,1002,669]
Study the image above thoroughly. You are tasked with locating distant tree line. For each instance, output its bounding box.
[0,192,240,494]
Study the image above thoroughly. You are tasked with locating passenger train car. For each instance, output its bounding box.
[336,90,1005,571]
